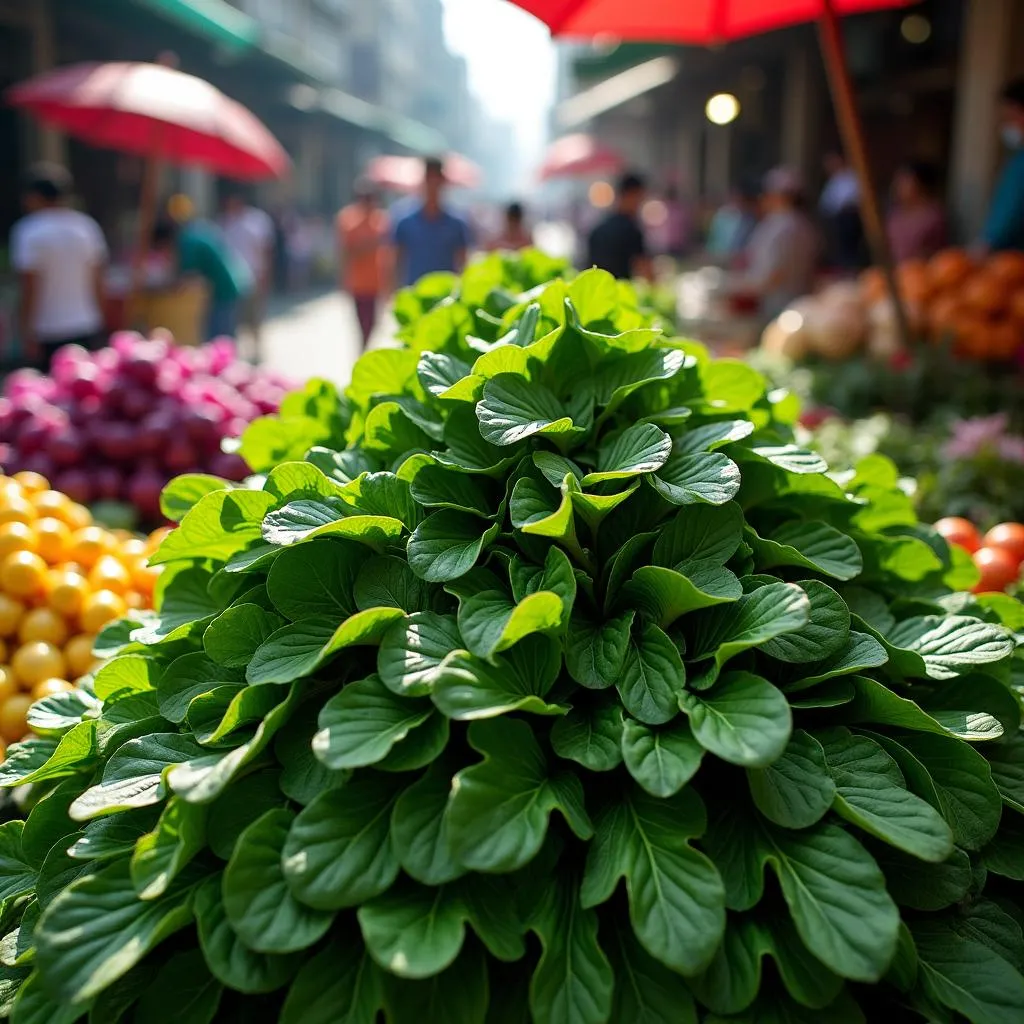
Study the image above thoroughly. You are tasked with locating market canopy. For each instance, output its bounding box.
[538,134,624,181]
[512,0,912,42]
[6,61,289,180]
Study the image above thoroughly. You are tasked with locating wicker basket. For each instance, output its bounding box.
[128,278,209,347]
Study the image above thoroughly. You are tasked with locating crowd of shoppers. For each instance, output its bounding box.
[7,71,1024,365]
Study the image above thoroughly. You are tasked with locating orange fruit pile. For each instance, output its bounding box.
[860,249,1024,361]
[0,471,166,756]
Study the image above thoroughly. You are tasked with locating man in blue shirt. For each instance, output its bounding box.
[981,78,1024,253]
[391,157,471,286]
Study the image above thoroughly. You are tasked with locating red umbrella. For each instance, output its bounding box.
[539,134,624,181]
[7,60,290,307]
[514,0,909,42]
[365,154,482,193]
[6,61,289,180]
[512,0,915,342]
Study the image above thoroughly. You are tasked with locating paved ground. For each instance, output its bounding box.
[256,288,395,388]
[254,222,579,387]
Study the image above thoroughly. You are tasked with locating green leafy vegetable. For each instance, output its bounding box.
[8,253,1023,1024]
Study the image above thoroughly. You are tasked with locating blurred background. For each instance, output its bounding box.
[1,0,1023,375]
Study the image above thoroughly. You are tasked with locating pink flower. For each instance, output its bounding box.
[942,414,1010,460]
[997,435,1024,464]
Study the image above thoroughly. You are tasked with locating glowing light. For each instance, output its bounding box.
[705,93,740,126]
[778,310,804,333]
[900,14,931,44]
[589,181,614,208]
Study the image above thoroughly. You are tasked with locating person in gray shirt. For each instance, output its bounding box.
[737,167,820,321]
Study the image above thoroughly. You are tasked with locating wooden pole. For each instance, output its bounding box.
[817,0,911,347]
[128,152,162,324]
[128,53,178,323]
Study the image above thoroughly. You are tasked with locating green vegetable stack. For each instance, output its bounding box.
[1,254,1023,1023]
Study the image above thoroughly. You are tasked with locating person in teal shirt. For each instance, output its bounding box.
[981,78,1024,253]
[152,216,252,340]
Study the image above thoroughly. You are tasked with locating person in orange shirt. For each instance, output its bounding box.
[337,181,389,347]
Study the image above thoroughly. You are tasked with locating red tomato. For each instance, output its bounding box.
[972,546,1021,593]
[934,516,982,554]
[983,522,1024,569]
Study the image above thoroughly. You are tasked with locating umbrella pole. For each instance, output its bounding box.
[129,153,162,317]
[817,0,911,348]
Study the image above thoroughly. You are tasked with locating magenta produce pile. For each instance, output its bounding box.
[0,334,292,519]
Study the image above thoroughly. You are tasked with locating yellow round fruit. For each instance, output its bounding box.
[19,607,68,647]
[0,494,37,527]
[0,595,24,638]
[0,521,36,561]
[32,677,72,700]
[12,641,66,688]
[130,557,161,598]
[80,590,127,634]
[64,635,98,679]
[146,527,172,554]
[0,668,17,704]
[34,517,71,565]
[31,489,70,518]
[124,590,145,611]
[0,693,33,742]
[58,502,92,531]
[12,472,49,495]
[119,538,148,560]
[88,555,132,596]
[67,527,113,570]
[0,550,48,599]
[46,569,89,619]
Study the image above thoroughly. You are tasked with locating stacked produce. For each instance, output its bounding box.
[761,248,1024,363]
[0,262,1022,1023]
[935,516,1024,593]
[0,333,290,523]
[0,471,162,759]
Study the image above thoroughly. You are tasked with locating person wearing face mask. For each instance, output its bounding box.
[980,78,1024,253]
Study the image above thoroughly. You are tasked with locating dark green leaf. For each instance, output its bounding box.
[747,730,835,829]
[447,719,592,873]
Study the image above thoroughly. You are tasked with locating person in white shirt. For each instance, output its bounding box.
[220,192,274,357]
[10,164,107,369]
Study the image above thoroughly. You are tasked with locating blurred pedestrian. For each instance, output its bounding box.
[886,161,947,262]
[705,184,758,262]
[152,207,252,342]
[736,167,820,322]
[820,151,866,270]
[587,172,653,281]
[220,191,274,356]
[391,157,471,287]
[649,185,690,258]
[979,77,1024,254]
[9,163,107,369]
[489,202,533,251]
[286,214,315,293]
[337,181,390,347]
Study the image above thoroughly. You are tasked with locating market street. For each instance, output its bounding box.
[260,289,395,388]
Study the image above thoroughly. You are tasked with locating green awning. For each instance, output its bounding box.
[133,0,259,51]
[573,43,680,80]
[319,89,447,154]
